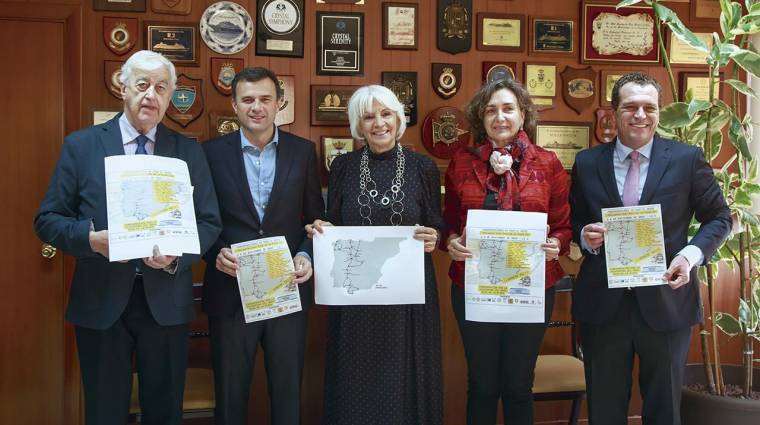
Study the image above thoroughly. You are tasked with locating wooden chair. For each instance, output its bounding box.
[533,276,586,425]
[128,283,215,422]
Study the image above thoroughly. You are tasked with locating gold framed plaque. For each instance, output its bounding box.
[691,0,722,25]
[144,21,199,66]
[311,85,359,126]
[383,2,418,50]
[529,17,574,55]
[668,31,712,66]
[477,13,524,52]
[599,69,644,107]
[209,112,241,137]
[525,63,556,98]
[535,122,591,171]
[680,72,723,102]
[321,136,355,173]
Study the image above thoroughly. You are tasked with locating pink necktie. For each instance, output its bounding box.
[622,151,640,206]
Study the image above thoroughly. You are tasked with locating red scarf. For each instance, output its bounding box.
[477,130,530,211]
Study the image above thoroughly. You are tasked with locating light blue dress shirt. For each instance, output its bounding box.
[240,128,278,221]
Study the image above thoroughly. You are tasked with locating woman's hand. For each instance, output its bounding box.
[447,230,472,261]
[413,225,439,253]
[542,237,561,261]
[305,219,333,238]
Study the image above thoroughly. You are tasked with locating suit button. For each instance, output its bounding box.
[259,230,264,236]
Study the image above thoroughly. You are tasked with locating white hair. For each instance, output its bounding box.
[119,50,177,89]
[347,85,407,142]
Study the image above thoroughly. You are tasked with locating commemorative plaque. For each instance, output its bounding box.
[525,63,556,98]
[167,74,203,128]
[437,0,472,54]
[321,136,355,176]
[691,0,722,24]
[595,108,617,144]
[432,63,462,100]
[600,69,643,107]
[210,112,241,137]
[382,72,417,126]
[477,13,524,52]
[482,61,518,84]
[535,122,590,170]
[668,31,712,66]
[200,2,254,55]
[561,65,596,115]
[680,72,722,102]
[104,60,124,100]
[210,57,243,96]
[581,2,659,64]
[144,22,199,66]
[93,0,145,12]
[529,17,573,54]
[421,107,470,159]
[275,76,295,126]
[151,0,191,15]
[103,17,137,56]
[311,85,358,126]
[317,12,364,76]
[257,0,304,57]
[383,3,418,50]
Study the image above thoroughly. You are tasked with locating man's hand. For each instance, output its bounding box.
[89,230,110,257]
[292,254,313,284]
[216,247,238,278]
[582,223,606,250]
[663,255,690,289]
[447,230,472,261]
[143,245,177,269]
[542,237,561,261]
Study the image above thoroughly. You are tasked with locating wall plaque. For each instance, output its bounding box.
[256,0,304,57]
[104,60,124,100]
[151,0,191,15]
[561,65,596,115]
[477,13,524,52]
[421,107,470,159]
[668,31,712,66]
[691,0,722,24]
[595,108,617,144]
[317,12,364,76]
[599,69,644,107]
[200,2,254,55]
[311,85,359,126]
[93,0,145,12]
[529,17,574,55]
[383,2,418,50]
[103,17,137,56]
[581,2,659,64]
[209,111,240,137]
[680,72,722,102]
[210,57,243,96]
[167,74,203,128]
[437,0,472,54]
[144,22,199,66]
[482,61,519,83]
[321,136,355,175]
[275,75,295,126]
[382,71,417,126]
[535,122,590,170]
[432,63,462,100]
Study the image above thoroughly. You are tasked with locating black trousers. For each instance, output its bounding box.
[75,278,190,425]
[580,290,692,425]
[452,284,555,425]
[208,284,310,425]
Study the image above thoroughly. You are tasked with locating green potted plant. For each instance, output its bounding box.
[617,0,760,422]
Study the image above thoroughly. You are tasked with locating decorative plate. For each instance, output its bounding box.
[200,1,254,54]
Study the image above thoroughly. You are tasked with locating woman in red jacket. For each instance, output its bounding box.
[443,78,572,424]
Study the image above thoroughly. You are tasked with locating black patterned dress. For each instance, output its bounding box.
[321,145,444,425]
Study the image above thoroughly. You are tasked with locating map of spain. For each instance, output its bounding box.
[120,180,192,221]
[476,239,542,287]
[605,219,665,271]
[237,249,292,299]
[330,237,405,294]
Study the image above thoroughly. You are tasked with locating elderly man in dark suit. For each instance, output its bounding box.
[202,67,324,425]
[570,72,731,425]
[34,50,222,425]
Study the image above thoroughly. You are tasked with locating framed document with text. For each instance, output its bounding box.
[477,13,524,52]
[600,69,644,107]
[667,31,712,67]
[144,22,199,66]
[679,72,723,102]
[581,2,660,64]
[317,12,364,76]
[535,122,590,170]
[256,0,305,57]
[529,17,574,55]
[383,3,418,50]
[311,85,359,126]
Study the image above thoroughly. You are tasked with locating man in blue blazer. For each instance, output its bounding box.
[202,67,324,425]
[34,50,221,425]
[570,72,731,425]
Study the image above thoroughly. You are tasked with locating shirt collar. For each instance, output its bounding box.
[614,137,653,161]
[119,113,157,145]
[240,126,279,151]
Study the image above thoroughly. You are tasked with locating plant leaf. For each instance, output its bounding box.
[724,78,760,101]
[715,312,742,336]
[654,3,711,53]
[659,102,691,128]
[729,114,753,159]
[735,188,754,207]
[731,48,760,78]
[687,99,712,119]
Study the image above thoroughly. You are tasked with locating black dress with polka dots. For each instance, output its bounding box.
[321,145,444,425]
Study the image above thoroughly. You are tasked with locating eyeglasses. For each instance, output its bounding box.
[133,80,169,95]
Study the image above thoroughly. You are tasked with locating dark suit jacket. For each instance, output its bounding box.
[202,129,325,317]
[570,136,731,332]
[34,114,222,330]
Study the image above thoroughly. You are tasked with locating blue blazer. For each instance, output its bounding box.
[34,115,222,329]
[570,136,731,332]
[201,129,325,317]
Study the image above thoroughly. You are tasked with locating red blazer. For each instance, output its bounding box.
[442,140,572,288]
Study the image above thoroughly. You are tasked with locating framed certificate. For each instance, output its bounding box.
[529,17,574,55]
[667,31,712,66]
[599,69,644,107]
[535,122,591,171]
[383,3,418,50]
[144,22,199,66]
[476,13,524,52]
[317,12,364,76]
[321,135,355,182]
[311,85,359,126]
[690,0,722,25]
[256,0,305,57]
[581,1,660,64]
[679,72,723,102]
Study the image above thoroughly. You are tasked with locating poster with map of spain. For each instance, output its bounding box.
[602,204,667,288]
[313,226,424,305]
[105,155,199,262]
[465,210,547,323]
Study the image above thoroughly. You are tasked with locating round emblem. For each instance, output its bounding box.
[486,64,515,83]
[261,0,300,35]
[568,78,594,99]
[110,24,129,48]
[421,107,470,159]
[200,1,254,55]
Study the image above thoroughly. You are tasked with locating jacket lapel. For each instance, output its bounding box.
[229,132,261,225]
[98,114,127,157]
[639,136,670,205]
[153,124,176,157]
[518,143,537,191]
[597,142,622,207]
[262,134,293,225]
[470,147,488,188]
